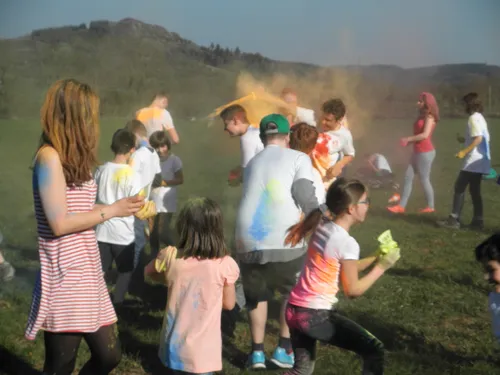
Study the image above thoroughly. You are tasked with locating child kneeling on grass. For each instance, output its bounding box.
[283,178,400,375]
[145,197,240,375]
[357,153,401,204]
[475,233,500,346]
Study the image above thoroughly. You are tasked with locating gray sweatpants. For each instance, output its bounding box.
[400,150,436,209]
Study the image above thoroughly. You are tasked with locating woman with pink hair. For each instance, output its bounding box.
[387,92,439,214]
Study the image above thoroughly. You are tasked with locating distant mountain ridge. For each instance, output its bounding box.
[0,18,499,119]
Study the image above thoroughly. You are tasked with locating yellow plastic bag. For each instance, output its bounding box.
[377,230,399,255]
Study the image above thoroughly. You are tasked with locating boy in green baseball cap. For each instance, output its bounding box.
[236,113,320,369]
[259,113,291,140]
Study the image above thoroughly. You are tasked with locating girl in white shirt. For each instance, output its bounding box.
[283,178,401,375]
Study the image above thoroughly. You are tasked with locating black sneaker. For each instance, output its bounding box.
[468,219,484,231]
[437,216,461,229]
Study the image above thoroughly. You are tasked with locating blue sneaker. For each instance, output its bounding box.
[247,350,266,370]
[270,346,294,369]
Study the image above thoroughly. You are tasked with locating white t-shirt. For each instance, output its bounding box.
[94,163,142,245]
[240,127,264,168]
[312,168,326,204]
[462,112,491,174]
[296,107,316,127]
[236,145,315,253]
[325,126,356,167]
[150,154,183,213]
[136,107,175,138]
[368,153,392,173]
[129,146,162,199]
[288,220,360,309]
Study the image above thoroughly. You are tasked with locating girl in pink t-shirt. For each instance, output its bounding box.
[283,178,401,375]
[145,197,240,375]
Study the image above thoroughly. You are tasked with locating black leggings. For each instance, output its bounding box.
[284,305,384,375]
[451,170,483,221]
[43,324,121,375]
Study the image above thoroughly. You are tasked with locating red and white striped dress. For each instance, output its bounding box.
[25,178,117,340]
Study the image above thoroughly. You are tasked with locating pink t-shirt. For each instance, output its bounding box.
[158,252,240,373]
[288,220,360,310]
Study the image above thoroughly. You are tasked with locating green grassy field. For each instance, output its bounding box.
[1,117,500,375]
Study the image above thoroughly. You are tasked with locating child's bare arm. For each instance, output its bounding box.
[152,173,163,189]
[357,256,378,272]
[161,170,184,187]
[222,283,236,310]
[144,259,166,284]
[144,246,177,285]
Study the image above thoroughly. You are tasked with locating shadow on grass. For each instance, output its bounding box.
[387,266,489,293]
[342,311,500,370]
[3,244,40,263]
[0,346,40,375]
[118,328,166,375]
[370,206,439,227]
[127,252,168,312]
[372,205,499,235]
[0,264,38,297]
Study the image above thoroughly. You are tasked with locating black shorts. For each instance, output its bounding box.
[240,255,306,310]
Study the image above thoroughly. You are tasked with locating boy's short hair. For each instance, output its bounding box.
[463,92,484,114]
[322,98,346,121]
[152,92,168,102]
[289,122,318,154]
[110,128,136,155]
[220,104,249,123]
[475,233,500,264]
[125,119,147,138]
[149,130,171,150]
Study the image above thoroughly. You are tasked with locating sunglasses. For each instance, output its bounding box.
[357,197,371,205]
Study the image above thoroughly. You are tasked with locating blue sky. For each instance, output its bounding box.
[1,0,499,68]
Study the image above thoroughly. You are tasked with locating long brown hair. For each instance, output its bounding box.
[285,178,367,247]
[176,197,229,260]
[39,79,100,185]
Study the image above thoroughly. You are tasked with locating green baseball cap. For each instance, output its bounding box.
[259,114,290,137]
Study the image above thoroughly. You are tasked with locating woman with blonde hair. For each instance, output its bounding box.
[25,79,144,375]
